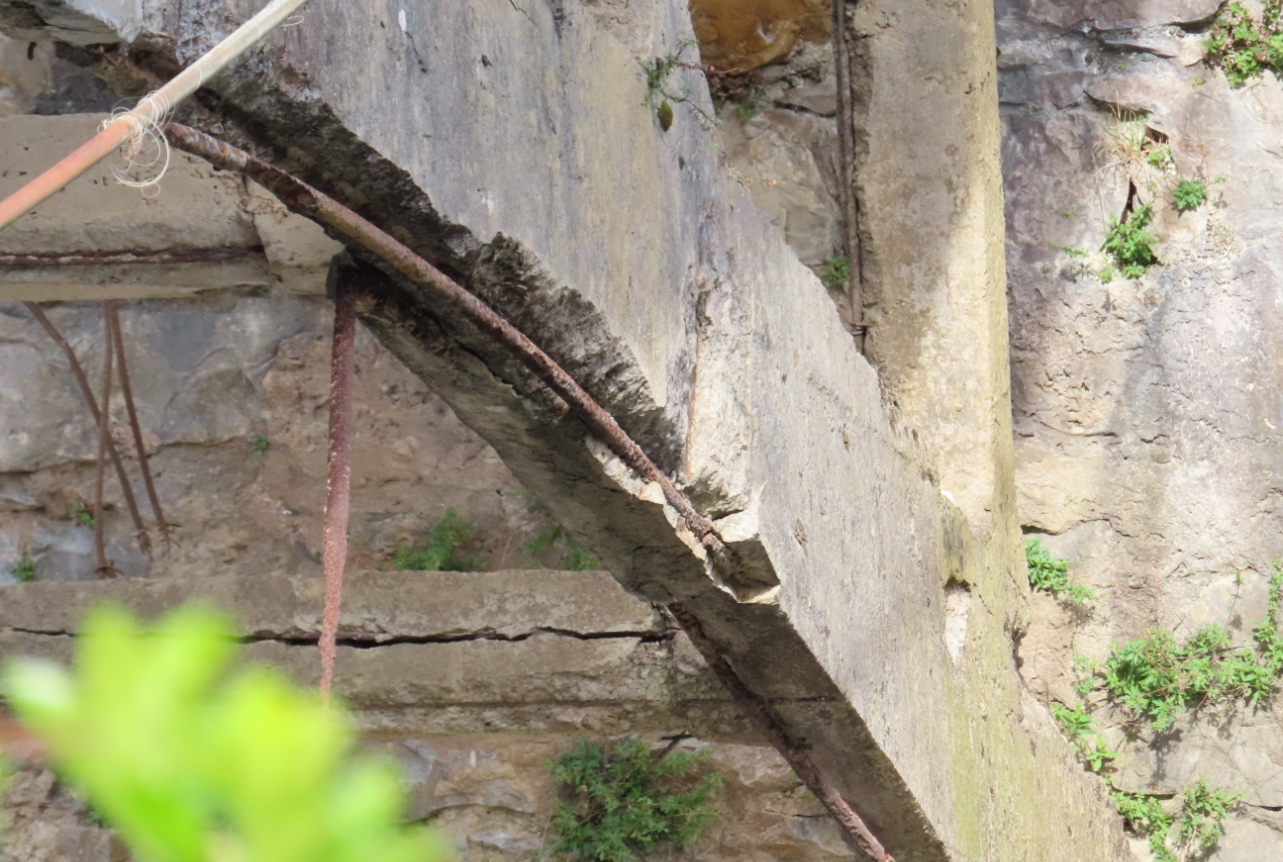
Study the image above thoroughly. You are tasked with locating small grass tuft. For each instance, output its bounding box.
[249,435,271,454]
[8,554,35,582]
[1025,537,1099,605]
[819,254,852,289]
[392,509,482,572]
[547,739,721,862]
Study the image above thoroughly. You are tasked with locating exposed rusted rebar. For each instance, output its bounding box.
[833,0,865,352]
[164,123,723,554]
[104,302,172,550]
[164,123,890,859]
[93,305,115,577]
[317,275,357,701]
[667,603,893,862]
[23,303,149,552]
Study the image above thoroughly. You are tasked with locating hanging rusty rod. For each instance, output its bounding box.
[164,122,891,861]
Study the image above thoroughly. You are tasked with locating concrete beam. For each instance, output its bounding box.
[0,0,139,45]
[0,113,341,300]
[0,2,1127,860]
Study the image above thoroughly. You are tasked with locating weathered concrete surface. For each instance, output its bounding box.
[996,0,1283,847]
[0,114,341,299]
[1,1,1125,859]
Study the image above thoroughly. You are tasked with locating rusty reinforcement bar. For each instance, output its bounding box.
[163,122,892,862]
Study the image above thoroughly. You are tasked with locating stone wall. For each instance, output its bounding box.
[997,0,1283,857]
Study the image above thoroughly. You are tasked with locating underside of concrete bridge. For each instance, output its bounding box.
[0,1,1129,859]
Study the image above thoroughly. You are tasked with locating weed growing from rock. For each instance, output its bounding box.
[1076,564,1283,730]
[1050,702,1116,772]
[249,435,270,454]
[1102,204,1157,280]
[525,522,599,571]
[1173,179,1206,212]
[1206,0,1283,87]
[547,739,721,862]
[640,39,717,132]
[819,254,852,289]
[392,508,481,572]
[1025,537,1099,604]
[69,503,95,528]
[7,554,34,582]
[1113,780,1243,862]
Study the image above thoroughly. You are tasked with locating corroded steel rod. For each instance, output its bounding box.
[23,303,148,547]
[318,277,357,701]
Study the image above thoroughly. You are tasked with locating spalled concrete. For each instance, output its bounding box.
[0,0,1128,859]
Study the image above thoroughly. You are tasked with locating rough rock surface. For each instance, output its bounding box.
[997,0,1283,851]
[0,295,564,584]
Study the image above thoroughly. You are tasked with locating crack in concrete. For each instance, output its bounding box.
[3,626,678,646]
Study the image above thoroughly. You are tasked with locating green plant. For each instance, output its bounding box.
[1206,0,1283,87]
[547,738,721,862]
[525,523,599,571]
[392,508,480,572]
[1173,179,1206,212]
[70,503,95,528]
[1050,701,1094,745]
[1145,145,1172,169]
[249,435,271,454]
[1194,74,1205,86]
[736,102,755,121]
[819,254,852,289]
[1,604,448,862]
[1100,265,1118,283]
[1058,246,1088,258]
[640,39,717,131]
[8,554,35,583]
[1102,203,1158,278]
[1025,537,1099,604]
[1085,565,1283,730]
[1113,780,1242,862]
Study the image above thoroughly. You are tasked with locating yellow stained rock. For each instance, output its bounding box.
[689,0,830,73]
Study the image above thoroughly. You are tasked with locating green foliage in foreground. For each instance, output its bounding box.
[1113,780,1243,862]
[1082,564,1283,730]
[1102,204,1158,280]
[393,508,480,572]
[1206,0,1283,87]
[1024,537,1098,605]
[1,604,448,862]
[548,739,721,862]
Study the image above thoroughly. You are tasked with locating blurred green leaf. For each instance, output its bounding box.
[2,603,449,862]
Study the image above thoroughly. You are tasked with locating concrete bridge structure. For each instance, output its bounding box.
[0,0,1127,858]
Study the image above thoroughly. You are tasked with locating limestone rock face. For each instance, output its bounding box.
[998,0,1283,846]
